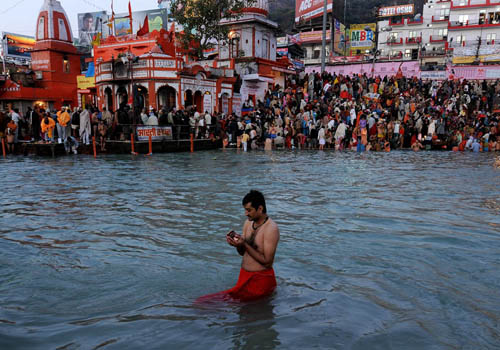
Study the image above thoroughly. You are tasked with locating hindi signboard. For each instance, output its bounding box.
[137,126,173,141]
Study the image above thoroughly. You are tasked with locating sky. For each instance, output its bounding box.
[0,0,162,37]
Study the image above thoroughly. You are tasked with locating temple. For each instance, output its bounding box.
[0,0,81,111]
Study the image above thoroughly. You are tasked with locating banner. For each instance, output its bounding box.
[299,30,331,44]
[78,11,109,49]
[2,32,35,59]
[349,24,376,53]
[420,71,447,80]
[378,4,414,18]
[330,55,365,63]
[295,0,333,23]
[334,19,346,55]
[137,126,173,141]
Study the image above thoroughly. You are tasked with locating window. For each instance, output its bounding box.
[262,38,269,59]
[487,33,496,45]
[38,17,45,40]
[438,29,448,37]
[456,35,465,44]
[63,56,70,73]
[458,15,468,25]
[58,19,68,41]
[404,49,412,58]
[230,33,240,58]
[313,50,321,59]
[408,31,418,38]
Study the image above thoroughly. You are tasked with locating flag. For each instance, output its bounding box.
[128,0,133,34]
[91,32,101,47]
[137,15,149,36]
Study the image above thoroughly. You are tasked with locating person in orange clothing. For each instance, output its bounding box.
[5,117,17,153]
[57,107,71,142]
[41,113,56,143]
[196,190,280,304]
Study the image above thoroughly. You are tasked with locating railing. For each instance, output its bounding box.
[389,18,405,26]
[387,38,404,45]
[407,18,424,25]
[406,37,422,44]
[110,124,215,141]
[449,18,500,29]
[430,35,448,42]
[432,16,449,22]
[452,0,500,8]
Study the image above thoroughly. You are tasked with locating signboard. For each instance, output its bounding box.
[420,71,447,80]
[349,24,376,53]
[137,126,173,141]
[334,19,346,55]
[378,4,414,18]
[295,0,333,23]
[2,32,35,59]
[77,75,96,89]
[203,93,213,114]
[232,93,242,117]
[78,11,109,48]
[299,30,331,44]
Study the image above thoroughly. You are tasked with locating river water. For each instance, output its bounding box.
[1,150,499,350]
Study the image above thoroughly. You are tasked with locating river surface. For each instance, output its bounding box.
[1,150,499,350]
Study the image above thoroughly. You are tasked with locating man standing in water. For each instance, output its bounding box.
[197,190,280,303]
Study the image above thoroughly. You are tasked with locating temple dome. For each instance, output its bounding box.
[36,0,73,43]
[242,0,269,17]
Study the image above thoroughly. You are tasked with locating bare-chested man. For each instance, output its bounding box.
[197,190,279,303]
[225,190,280,300]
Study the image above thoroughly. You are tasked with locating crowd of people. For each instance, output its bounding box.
[222,72,500,154]
[1,72,500,156]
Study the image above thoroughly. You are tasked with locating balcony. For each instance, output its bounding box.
[407,18,424,25]
[430,35,448,43]
[451,0,500,9]
[449,18,500,29]
[432,16,449,23]
[406,37,422,44]
[389,18,405,26]
[387,38,404,45]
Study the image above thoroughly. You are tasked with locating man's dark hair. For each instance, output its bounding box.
[242,190,267,214]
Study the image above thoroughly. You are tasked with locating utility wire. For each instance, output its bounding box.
[0,0,28,15]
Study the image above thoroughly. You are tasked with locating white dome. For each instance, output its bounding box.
[243,0,269,16]
[36,0,73,43]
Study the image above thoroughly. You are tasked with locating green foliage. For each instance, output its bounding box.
[170,0,256,58]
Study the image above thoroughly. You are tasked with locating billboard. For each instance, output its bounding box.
[378,4,414,18]
[349,23,376,54]
[114,8,169,37]
[295,0,333,23]
[78,11,109,48]
[2,32,35,59]
[299,30,331,44]
[333,19,346,55]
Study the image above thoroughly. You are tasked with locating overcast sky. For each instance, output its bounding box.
[0,0,161,37]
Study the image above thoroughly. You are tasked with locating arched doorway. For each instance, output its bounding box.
[157,86,177,111]
[219,93,229,115]
[134,85,148,113]
[185,89,193,109]
[116,86,128,110]
[105,87,113,111]
[194,90,203,113]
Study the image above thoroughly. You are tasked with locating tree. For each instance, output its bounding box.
[170,0,255,59]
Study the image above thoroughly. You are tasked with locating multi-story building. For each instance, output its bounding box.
[377,0,450,68]
[447,0,500,64]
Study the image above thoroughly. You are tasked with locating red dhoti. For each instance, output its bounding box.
[196,268,277,304]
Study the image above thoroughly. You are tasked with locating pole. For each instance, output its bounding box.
[147,134,153,156]
[130,132,138,155]
[92,136,97,158]
[190,133,194,153]
[1,137,6,157]
[321,0,328,73]
[343,0,347,59]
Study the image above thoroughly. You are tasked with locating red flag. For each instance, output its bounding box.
[137,15,149,36]
[128,0,133,34]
